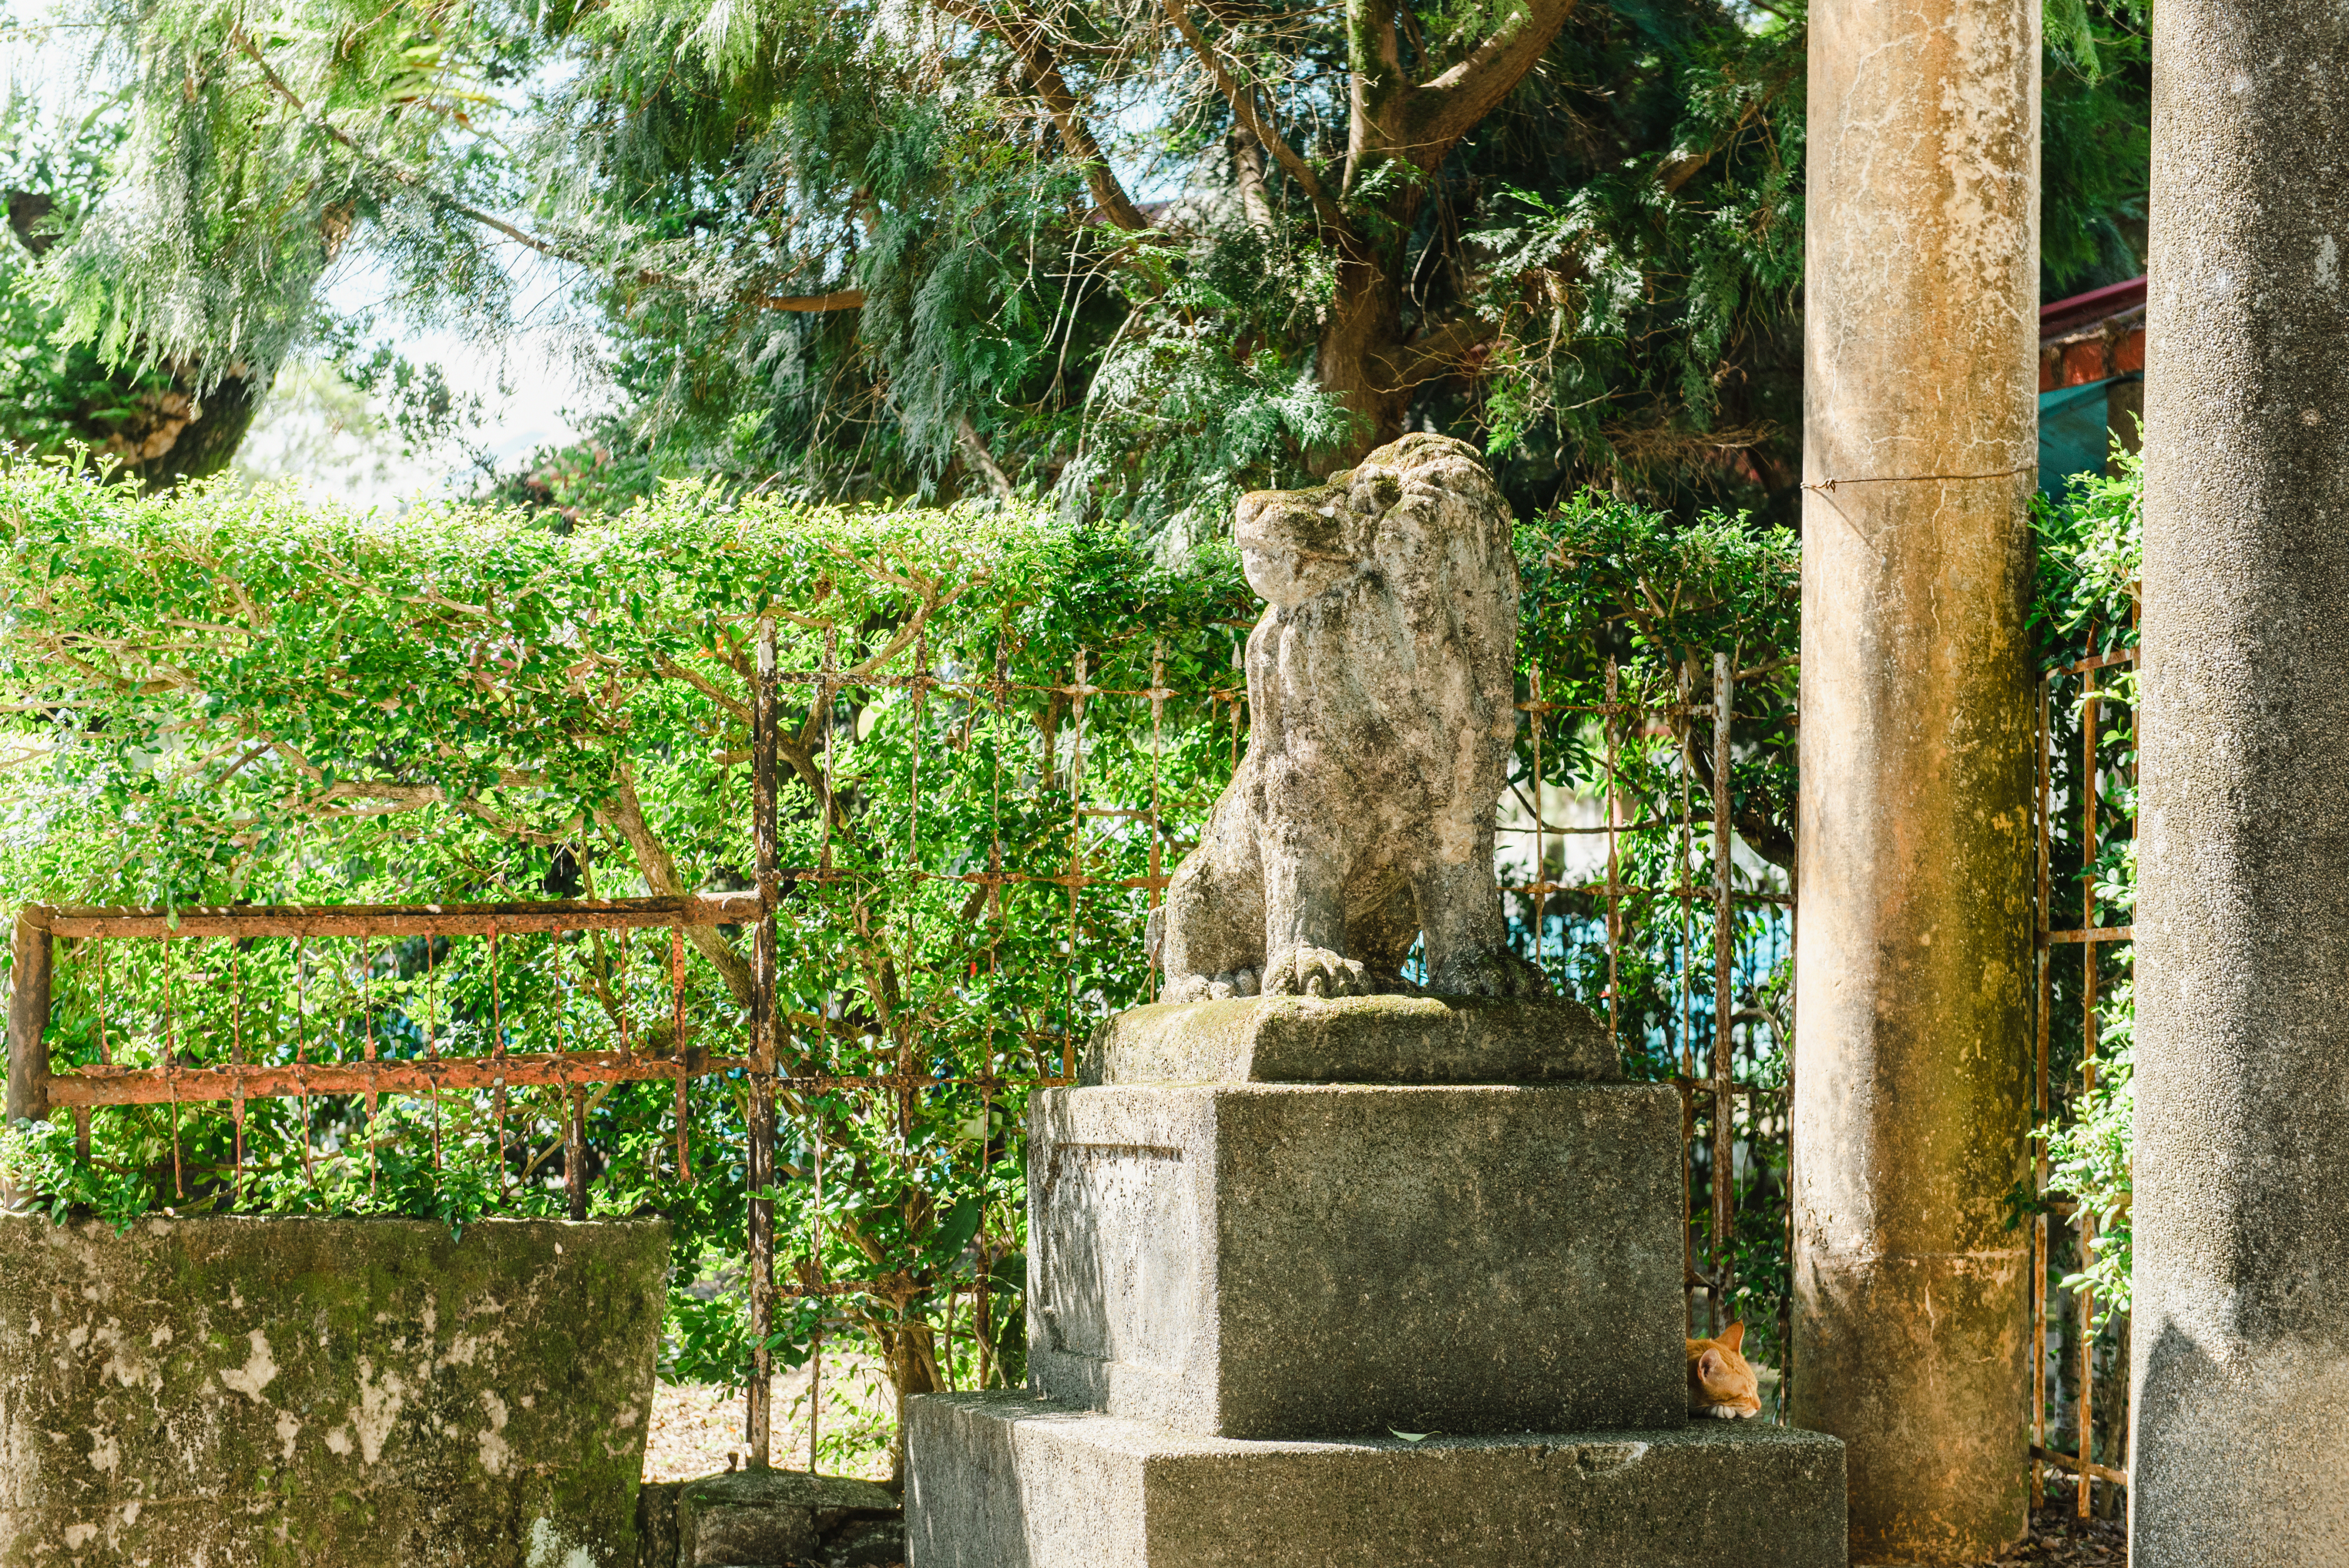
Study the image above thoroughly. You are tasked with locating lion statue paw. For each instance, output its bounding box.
[1161,966,1262,1004]
[1429,947,1552,999]
[1262,946,1372,999]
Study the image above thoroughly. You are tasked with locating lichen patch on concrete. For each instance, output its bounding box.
[218,1330,277,1401]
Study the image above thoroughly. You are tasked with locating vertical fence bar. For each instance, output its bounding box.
[425,931,442,1171]
[2119,619,2140,1490]
[555,925,586,1222]
[2034,670,2054,1506]
[230,942,244,1197]
[5,914,51,1123]
[358,937,378,1195]
[488,926,507,1201]
[1529,664,1546,981]
[1679,664,1698,1081]
[1603,660,1621,1053]
[1147,639,1165,1001]
[295,937,314,1185]
[910,629,927,864]
[164,940,183,1201]
[818,628,837,876]
[670,926,690,1180]
[747,617,779,1471]
[1711,652,1736,1333]
[1781,890,1799,1418]
[1682,1080,1699,1334]
[810,973,829,1477]
[565,1083,588,1223]
[2077,666,2100,1518]
[3,916,52,1208]
[1065,649,1088,1079]
[357,939,375,1195]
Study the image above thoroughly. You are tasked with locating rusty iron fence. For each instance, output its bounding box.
[2031,642,2137,1515]
[6,893,761,1184]
[1506,651,1797,1377]
[4,623,1798,1461]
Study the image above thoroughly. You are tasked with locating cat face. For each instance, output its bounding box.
[1686,1321,1762,1419]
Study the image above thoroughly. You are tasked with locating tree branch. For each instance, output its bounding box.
[1229,128,1275,231]
[956,414,1017,501]
[231,27,863,316]
[1160,1,1346,233]
[1654,79,1785,196]
[1383,314,1501,390]
[934,0,1154,232]
[1344,0,1406,192]
[1405,0,1582,169]
[755,290,868,313]
[596,762,756,1006]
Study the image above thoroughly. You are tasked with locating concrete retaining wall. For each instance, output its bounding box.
[0,1213,668,1567]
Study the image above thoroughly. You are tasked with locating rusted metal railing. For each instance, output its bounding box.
[1504,652,1796,1373]
[1,615,1204,1475]
[2034,642,2138,1515]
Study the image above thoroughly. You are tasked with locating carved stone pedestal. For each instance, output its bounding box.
[905,997,1847,1567]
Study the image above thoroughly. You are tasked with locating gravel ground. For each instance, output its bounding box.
[1970,1502,2128,1564]
[643,1357,899,1483]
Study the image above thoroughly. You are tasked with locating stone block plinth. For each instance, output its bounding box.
[1028,1079,1685,1438]
[912,995,1844,1567]
[905,1392,1847,1568]
[1083,995,1619,1086]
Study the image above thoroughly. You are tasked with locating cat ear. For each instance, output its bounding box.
[1720,1321,1746,1351]
[1698,1349,1724,1379]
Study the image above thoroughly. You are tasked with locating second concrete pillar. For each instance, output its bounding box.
[1793,0,2038,1559]
[2133,2,2349,1560]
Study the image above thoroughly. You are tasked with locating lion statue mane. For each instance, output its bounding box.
[1147,433,1547,1002]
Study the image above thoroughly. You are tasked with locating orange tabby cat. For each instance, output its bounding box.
[1686,1321,1762,1419]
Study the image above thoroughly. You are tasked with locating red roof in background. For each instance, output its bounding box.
[2039,275,2146,391]
[2041,276,2147,342]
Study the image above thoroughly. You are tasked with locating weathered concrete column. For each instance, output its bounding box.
[1793,0,2038,1559]
[2132,5,2349,1561]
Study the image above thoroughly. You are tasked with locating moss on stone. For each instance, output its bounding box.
[0,1214,668,1567]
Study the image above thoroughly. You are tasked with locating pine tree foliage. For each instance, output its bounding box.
[27,0,2150,536]
[0,93,271,486]
[31,0,1810,537]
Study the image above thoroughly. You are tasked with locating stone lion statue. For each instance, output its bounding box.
[1147,434,1547,1002]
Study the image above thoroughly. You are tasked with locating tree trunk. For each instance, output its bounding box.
[1315,244,1410,467]
[1790,0,2039,1560]
[882,1316,943,1490]
[104,363,266,492]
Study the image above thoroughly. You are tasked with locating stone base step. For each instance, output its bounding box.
[906,1392,1846,1568]
[636,1468,904,1567]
